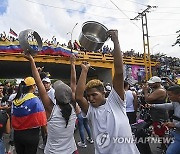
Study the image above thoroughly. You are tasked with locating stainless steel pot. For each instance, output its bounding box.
[19,29,42,56]
[79,21,109,51]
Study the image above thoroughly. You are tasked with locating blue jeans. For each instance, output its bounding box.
[77,113,92,143]
[0,138,5,154]
[166,131,180,154]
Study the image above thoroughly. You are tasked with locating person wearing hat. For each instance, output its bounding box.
[24,55,77,154]
[42,77,55,103]
[75,30,140,154]
[146,85,180,154]
[11,77,47,154]
[142,76,169,122]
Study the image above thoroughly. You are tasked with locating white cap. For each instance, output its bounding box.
[42,77,51,83]
[147,76,161,84]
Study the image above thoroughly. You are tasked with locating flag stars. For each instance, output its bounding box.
[24,106,31,112]
[16,105,31,112]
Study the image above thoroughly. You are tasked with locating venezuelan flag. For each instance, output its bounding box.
[12,93,47,130]
[0,41,78,56]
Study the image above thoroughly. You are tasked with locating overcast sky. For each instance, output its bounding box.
[0,0,180,57]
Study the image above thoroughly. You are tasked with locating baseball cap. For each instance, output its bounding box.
[147,76,161,84]
[53,80,72,104]
[42,77,51,83]
[24,77,36,86]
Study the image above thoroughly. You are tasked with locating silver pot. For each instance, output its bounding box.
[79,21,109,51]
[19,29,42,56]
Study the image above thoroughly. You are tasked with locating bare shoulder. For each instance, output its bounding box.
[152,88,166,98]
[157,88,166,94]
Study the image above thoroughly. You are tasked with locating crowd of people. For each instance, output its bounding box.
[0,29,140,154]
[0,29,180,154]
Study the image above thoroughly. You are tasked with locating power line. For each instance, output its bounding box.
[71,0,180,15]
[125,0,180,9]
[25,0,130,19]
[130,5,157,20]
[125,0,148,7]
[70,0,137,12]
[26,0,138,13]
[25,0,180,21]
[109,0,142,31]
[26,0,180,14]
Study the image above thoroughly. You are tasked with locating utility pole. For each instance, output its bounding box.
[131,5,157,80]
[67,23,78,52]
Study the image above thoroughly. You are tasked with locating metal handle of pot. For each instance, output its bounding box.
[19,29,42,56]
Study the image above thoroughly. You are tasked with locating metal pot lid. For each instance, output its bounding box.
[81,21,109,44]
[19,29,42,55]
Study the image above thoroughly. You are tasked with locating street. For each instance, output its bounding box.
[4,127,164,154]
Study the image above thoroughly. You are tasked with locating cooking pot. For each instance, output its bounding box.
[19,29,42,56]
[79,21,109,51]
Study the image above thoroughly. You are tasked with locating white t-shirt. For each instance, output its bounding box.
[125,90,135,112]
[86,88,140,154]
[8,93,16,102]
[47,87,56,104]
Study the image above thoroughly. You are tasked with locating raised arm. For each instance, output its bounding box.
[75,62,90,114]
[24,54,53,118]
[165,77,176,86]
[108,30,124,100]
[147,103,173,110]
[70,54,77,108]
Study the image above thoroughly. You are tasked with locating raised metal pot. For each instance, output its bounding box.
[79,21,109,51]
[19,29,42,56]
